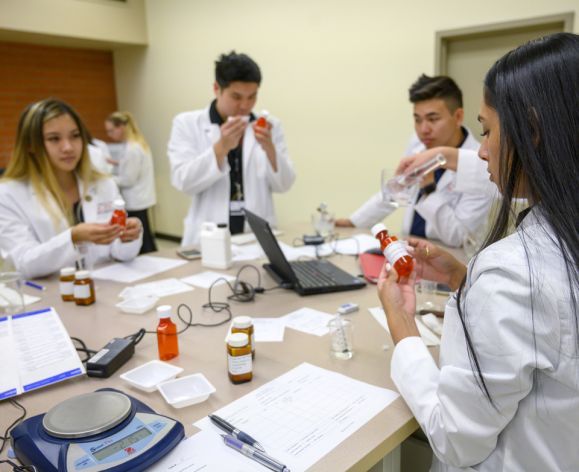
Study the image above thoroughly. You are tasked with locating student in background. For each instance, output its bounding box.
[105,111,157,253]
[336,75,492,248]
[168,51,296,247]
[378,33,579,471]
[87,131,113,175]
[0,99,142,279]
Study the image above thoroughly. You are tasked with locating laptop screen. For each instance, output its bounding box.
[244,210,298,285]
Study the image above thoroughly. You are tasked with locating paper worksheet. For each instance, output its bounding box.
[181,271,236,289]
[281,307,334,336]
[0,285,40,308]
[0,308,84,400]
[224,317,286,343]
[118,278,194,300]
[149,429,263,471]
[91,256,187,283]
[368,307,440,346]
[231,243,264,262]
[323,233,380,255]
[195,363,399,472]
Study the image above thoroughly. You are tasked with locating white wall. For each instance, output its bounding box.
[0,0,147,46]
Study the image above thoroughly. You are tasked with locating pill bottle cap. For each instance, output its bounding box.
[113,199,125,210]
[371,223,388,237]
[75,270,91,280]
[60,267,75,276]
[228,332,249,347]
[232,316,252,329]
[157,305,172,319]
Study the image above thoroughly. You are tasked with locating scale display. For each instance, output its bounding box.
[11,388,184,472]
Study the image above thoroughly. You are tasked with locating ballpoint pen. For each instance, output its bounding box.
[25,281,46,291]
[221,434,290,472]
[209,414,265,452]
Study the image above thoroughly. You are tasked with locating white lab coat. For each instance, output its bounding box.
[349,131,493,247]
[454,149,497,197]
[168,107,296,247]
[114,142,157,211]
[391,208,579,471]
[0,177,142,279]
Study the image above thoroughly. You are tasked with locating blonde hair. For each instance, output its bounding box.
[106,111,150,153]
[2,98,103,227]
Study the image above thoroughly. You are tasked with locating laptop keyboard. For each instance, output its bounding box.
[292,261,339,288]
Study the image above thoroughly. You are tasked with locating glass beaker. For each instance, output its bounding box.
[0,272,25,316]
[311,211,335,238]
[328,316,353,360]
[381,168,418,207]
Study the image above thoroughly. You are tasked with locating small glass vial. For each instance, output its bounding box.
[231,316,255,359]
[255,110,270,128]
[110,199,127,227]
[59,267,76,302]
[371,223,414,279]
[227,333,253,384]
[73,270,95,306]
[157,305,179,361]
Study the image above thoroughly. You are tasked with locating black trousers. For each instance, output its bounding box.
[128,208,157,254]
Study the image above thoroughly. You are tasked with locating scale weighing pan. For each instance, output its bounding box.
[11,388,184,471]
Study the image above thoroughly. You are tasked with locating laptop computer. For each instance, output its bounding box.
[244,209,366,295]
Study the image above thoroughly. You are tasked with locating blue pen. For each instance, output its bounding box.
[209,414,265,452]
[25,281,46,291]
[221,434,290,472]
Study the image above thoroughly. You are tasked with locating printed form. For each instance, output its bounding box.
[192,362,399,471]
[0,308,84,400]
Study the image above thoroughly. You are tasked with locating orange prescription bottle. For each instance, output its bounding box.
[227,333,253,384]
[59,267,76,302]
[156,305,179,361]
[371,223,414,279]
[231,316,255,359]
[73,270,96,305]
[255,110,270,128]
[110,199,127,227]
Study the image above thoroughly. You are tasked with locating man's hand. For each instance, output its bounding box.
[253,121,277,171]
[335,218,355,228]
[214,117,247,167]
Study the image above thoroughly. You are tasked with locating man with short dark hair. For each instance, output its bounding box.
[336,75,492,248]
[168,51,296,247]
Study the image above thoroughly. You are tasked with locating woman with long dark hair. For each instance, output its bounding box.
[378,33,578,470]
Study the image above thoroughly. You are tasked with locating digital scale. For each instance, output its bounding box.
[11,388,184,471]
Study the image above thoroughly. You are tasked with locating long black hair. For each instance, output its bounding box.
[457,32,579,404]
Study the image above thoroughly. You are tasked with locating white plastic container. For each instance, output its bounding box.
[120,360,183,392]
[200,222,232,269]
[157,373,216,408]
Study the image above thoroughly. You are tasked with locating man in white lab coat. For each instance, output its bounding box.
[336,75,492,248]
[168,51,296,247]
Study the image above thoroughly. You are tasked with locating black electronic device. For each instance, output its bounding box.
[244,209,366,296]
[86,338,135,378]
[176,247,202,260]
[302,234,325,246]
[11,388,184,472]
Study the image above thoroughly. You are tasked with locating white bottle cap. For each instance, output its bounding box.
[60,267,75,276]
[228,332,249,347]
[232,316,252,329]
[261,110,270,117]
[75,270,90,280]
[157,305,172,319]
[113,199,125,210]
[371,223,388,237]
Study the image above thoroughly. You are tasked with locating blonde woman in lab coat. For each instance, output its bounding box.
[378,33,579,471]
[0,99,142,279]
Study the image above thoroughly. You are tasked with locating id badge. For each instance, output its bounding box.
[229,200,245,216]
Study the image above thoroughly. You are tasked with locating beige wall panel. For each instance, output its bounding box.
[0,0,147,46]
[111,0,575,237]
